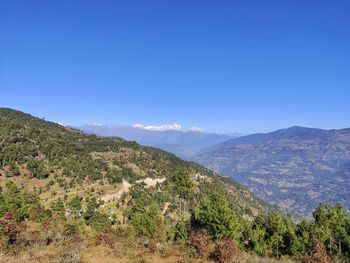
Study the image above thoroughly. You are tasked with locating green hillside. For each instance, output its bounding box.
[0,108,349,262]
[0,108,267,216]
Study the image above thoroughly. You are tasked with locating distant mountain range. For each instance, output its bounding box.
[192,126,350,217]
[76,124,240,158]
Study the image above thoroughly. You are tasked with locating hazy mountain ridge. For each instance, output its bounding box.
[77,123,237,158]
[193,126,350,217]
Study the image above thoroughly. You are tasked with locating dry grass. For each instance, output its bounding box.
[0,243,212,263]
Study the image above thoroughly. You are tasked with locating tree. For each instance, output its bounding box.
[312,203,350,260]
[303,238,332,263]
[296,220,313,255]
[0,181,43,222]
[129,204,165,240]
[169,169,195,199]
[195,192,240,241]
[241,219,267,255]
[262,213,300,257]
[83,196,99,222]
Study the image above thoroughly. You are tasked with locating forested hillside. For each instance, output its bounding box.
[0,108,349,262]
[0,108,265,216]
[193,126,350,217]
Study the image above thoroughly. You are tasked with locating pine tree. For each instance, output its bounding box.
[195,192,240,241]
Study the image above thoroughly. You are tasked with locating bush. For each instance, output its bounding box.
[58,245,81,263]
[188,229,214,259]
[0,211,27,254]
[213,239,241,263]
[64,223,79,238]
[67,195,82,211]
[303,238,332,263]
[0,181,44,222]
[87,211,111,231]
[95,229,116,248]
[27,159,49,179]
[173,220,190,242]
[6,163,20,177]
[147,242,157,253]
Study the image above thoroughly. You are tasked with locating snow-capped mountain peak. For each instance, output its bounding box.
[133,123,182,131]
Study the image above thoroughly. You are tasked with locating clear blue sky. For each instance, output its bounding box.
[1,0,349,133]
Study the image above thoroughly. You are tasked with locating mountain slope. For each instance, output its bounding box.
[2,109,350,262]
[77,124,235,158]
[193,126,350,217]
[0,108,268,217]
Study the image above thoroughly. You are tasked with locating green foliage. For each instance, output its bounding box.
[239,204,350,260]
[242,213,301,257]
[0,181,43,222]
[263,213,300,257]
[106,168,123,184]
[129,204,165,239]
[27,159,49,179]
[241,220,267,255]
[0,108,219,190]
[6,163,20,177]
[88,211,111,231]
[195,192,241,241]
[83,196,99,222]
[172,219,190,242]
[296,220,313,254]
[80,196,111,231]
[311,203,350,260]
[169,169,195,199]
[50,197,65,217]
[67,195,83,211]
[121,167,140,183]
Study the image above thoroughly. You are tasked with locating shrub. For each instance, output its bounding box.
[147,242,157,253]
[213,239,241,263]
[58,246,81,263]
[0,211,27,254]
[173,220,190,242]
[64,223,79,237]
[303,238,332,263]
[67,195,82,211]
[188,229,214,259]
[95,229,116,248]
[87,211,111,232]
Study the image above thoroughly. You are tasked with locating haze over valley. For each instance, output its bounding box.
[76,123,238,158]
[193,126,350,217]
